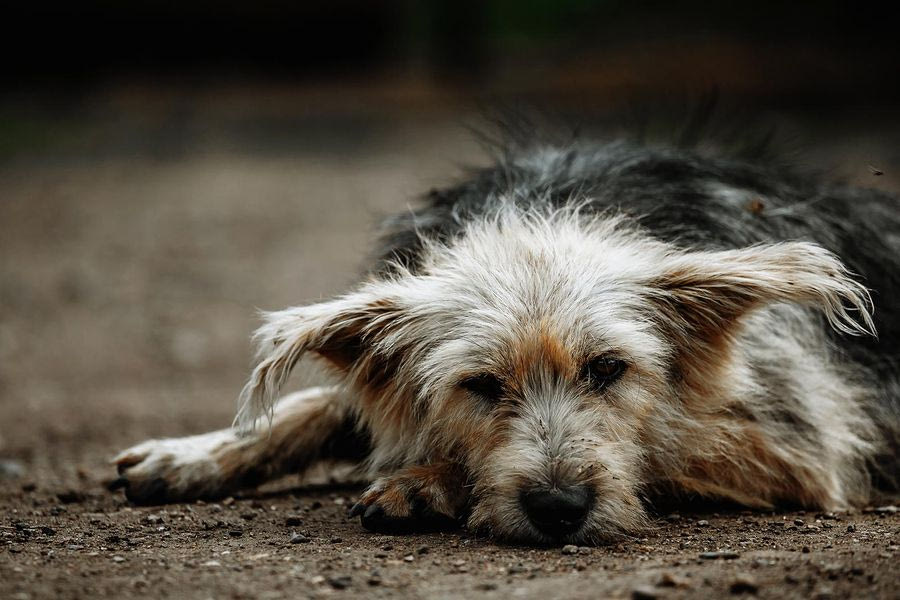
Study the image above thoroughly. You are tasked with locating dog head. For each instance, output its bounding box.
[239,205,872,543]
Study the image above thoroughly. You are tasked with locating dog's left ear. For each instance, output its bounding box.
[235,281,419,430]
[651,241,874,345]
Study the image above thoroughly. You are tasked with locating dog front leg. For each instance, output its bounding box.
[348,462,470,533]
[112,386,361,504]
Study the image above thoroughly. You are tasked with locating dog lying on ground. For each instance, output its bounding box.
[112,125,899,544]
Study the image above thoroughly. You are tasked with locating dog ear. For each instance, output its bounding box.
[235,284,415,430]
[651,241,874,345]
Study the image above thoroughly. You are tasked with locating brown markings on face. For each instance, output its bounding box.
[439,325,575,455]
[437,325,584,478]
[504,322,579,396]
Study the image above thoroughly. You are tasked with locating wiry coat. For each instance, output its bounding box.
[114,134,900,545]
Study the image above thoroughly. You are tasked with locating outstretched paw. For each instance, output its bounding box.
[111,431,236,504]
[349,464,467,534]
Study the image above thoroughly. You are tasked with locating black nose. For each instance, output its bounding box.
[520,485,594,538]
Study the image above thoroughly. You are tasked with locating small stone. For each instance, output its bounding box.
[222,497,235,506]
[846,524,857,533]
[367,575,382,586]
[729,574,758,594]
[873,505,898,514]
[201,560,221,568]
[794,519,805,526]
[330,537,342,544]
[112,556,126,563]
[578,547,592,555]
[403,554,415,562]
[228,529,243,537]
[801,546,811,553]
[561,544,579,555]
[699,551,740,560]
[631,585,660,600]
[0,459,26,479]
[240,511,256,520]
[328,575,352,589]
[697,520,709,527]
[290,533,310,544]
[285,516,303,527]
[477,582,498,591]
[806,525,820,532]
[417,545,430,554]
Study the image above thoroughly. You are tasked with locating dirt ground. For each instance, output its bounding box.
[2,86,900,599]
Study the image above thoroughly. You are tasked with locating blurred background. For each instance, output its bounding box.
[1,1,899,486]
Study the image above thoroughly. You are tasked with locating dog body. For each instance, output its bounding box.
[114,139,900,544]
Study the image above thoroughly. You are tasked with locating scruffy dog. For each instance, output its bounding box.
[112,127,899,544]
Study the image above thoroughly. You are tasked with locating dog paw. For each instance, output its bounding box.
[349,465,467,534]
[111,431,236,504]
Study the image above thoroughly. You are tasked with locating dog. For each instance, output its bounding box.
[112,126,900,545]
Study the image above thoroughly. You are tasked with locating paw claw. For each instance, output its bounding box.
[409,494,428,516]
[348,502,366,518]
[107,476,129,491]
[362,504,384,520]
[114,453,146,474]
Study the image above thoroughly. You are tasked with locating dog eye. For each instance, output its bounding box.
[460,373,505,402]
[582,356,627,391]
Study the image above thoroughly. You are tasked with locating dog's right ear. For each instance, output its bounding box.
[235,282,417,430]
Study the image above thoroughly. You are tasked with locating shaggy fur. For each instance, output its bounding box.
[112,133,899,545]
